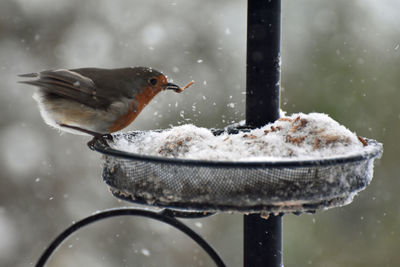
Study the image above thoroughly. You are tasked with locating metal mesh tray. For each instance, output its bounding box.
[90,129,382,214]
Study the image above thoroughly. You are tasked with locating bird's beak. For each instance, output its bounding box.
[164,82,182,92]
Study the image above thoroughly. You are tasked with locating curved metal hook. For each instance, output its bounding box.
[36,208,225,267]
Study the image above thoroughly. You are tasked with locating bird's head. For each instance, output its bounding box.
[133,67,185,95]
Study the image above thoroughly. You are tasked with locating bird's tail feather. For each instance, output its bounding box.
[18,73,39,78]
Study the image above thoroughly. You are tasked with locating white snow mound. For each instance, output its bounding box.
[112,113,366,161]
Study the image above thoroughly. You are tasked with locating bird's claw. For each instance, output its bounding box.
[87,134,113,150]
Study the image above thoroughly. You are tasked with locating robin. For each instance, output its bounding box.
[18,67,194,139]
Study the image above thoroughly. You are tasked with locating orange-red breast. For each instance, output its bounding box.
[19,67,193,136]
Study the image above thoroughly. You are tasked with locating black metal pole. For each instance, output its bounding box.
[244,214,282,266]
[246,0,281,127]
[244,0,282,266]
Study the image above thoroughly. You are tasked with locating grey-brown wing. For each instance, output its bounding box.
[18,69,111,109]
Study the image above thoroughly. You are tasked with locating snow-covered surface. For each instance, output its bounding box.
[111,113,366,161]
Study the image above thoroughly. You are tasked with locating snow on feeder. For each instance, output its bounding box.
[90,112,382,214]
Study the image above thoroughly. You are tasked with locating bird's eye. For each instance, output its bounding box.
[148,78,158,86]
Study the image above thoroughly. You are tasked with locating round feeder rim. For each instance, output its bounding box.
[89,133,382,168]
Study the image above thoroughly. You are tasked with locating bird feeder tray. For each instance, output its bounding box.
[90,129,382,214]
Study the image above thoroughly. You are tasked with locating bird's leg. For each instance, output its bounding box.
[59,124,102,136]
[59,124,113,148]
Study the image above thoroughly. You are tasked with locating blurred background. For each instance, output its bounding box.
[0,0,399,266]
